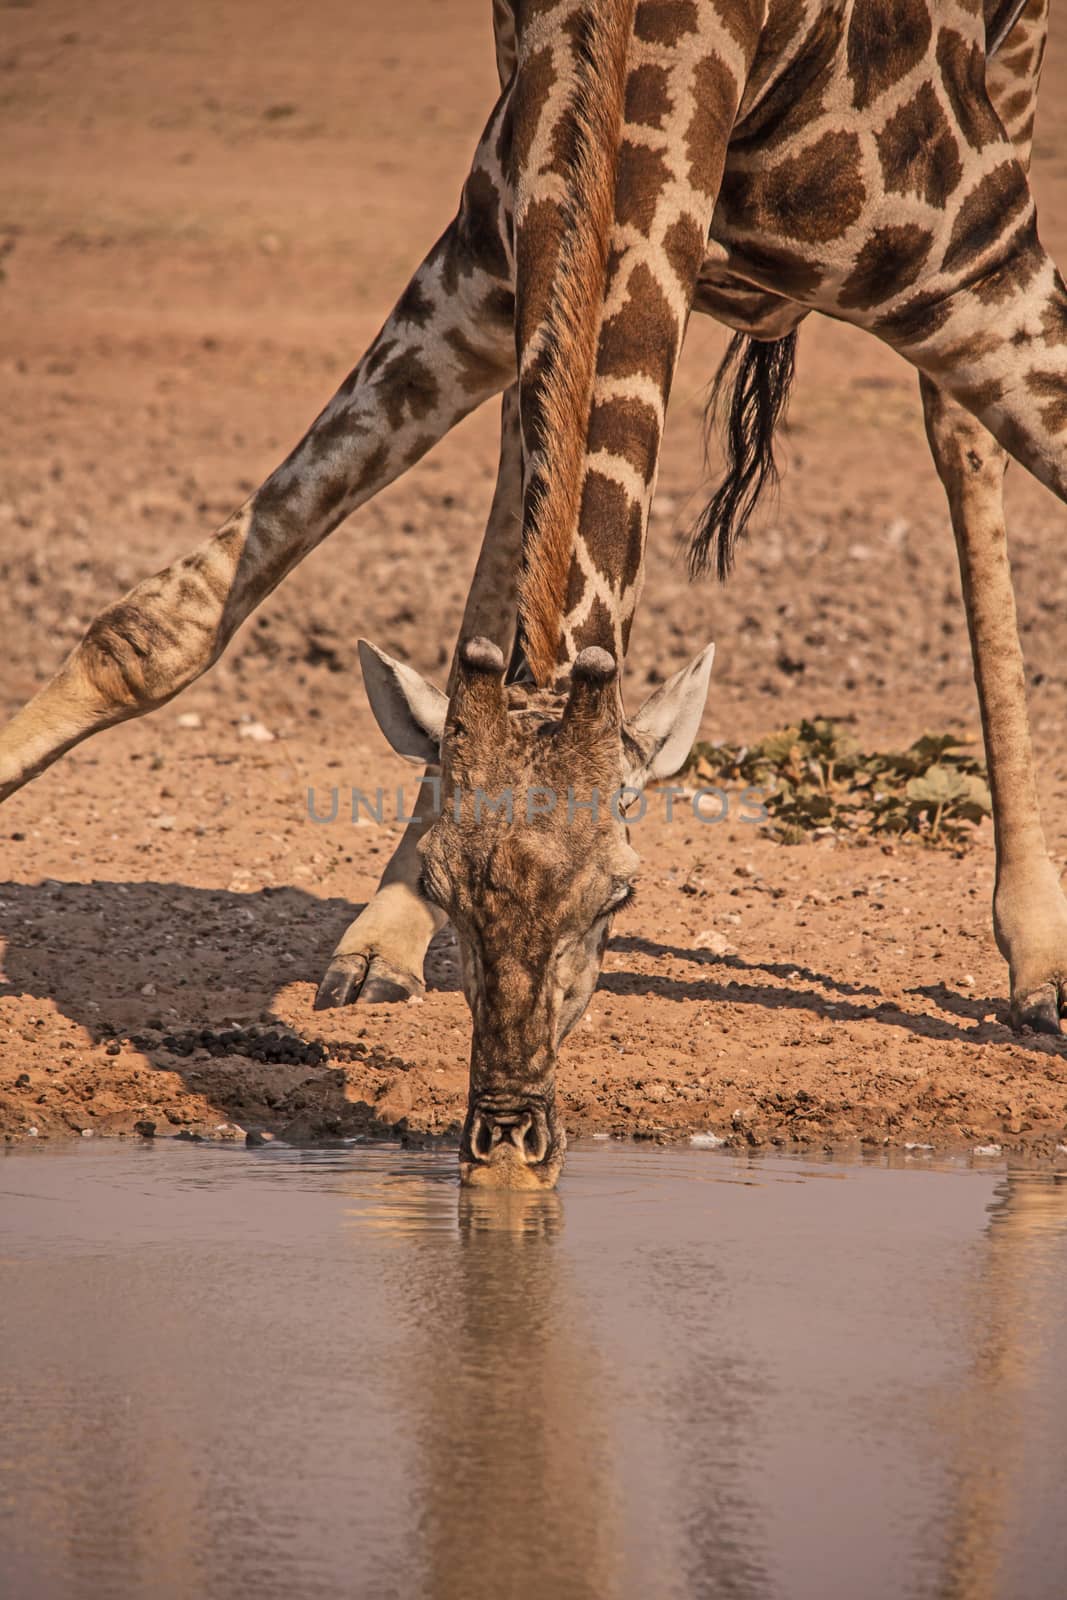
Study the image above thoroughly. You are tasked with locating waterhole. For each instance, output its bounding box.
[2,1142,1065,1600]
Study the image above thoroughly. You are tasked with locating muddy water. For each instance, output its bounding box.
[1,1146,1065,1600]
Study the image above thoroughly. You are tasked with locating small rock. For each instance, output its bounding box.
[694,929,736,957]
[239,721,275,743]
[962,974,976,988]
[690,1131,726,1148]
[152,814,177,831]
[211,1122,245,1141]
[134,1119,157,1138]
[27,1126,39,1138]
[80,1128,94,1138]
[140,982,157,997]
[245,1129,275,1148]
[176,712,202,729]
[972,1143,1002,1157]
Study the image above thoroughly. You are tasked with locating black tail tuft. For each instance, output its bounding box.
[689,330,798,582]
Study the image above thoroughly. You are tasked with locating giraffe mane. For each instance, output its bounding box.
[518,0,637,687]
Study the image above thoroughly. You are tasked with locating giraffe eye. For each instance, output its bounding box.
[605,884,636,916]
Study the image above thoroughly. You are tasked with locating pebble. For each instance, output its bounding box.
[972,1143,1002,1157]
[690,1132,726,1148]
[176,712,202,729]
[245,1129,275,1148]
[239,721,275,743]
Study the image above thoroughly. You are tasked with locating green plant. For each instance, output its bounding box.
[683,719,991,847]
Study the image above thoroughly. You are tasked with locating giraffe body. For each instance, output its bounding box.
[1,0,1065,1183]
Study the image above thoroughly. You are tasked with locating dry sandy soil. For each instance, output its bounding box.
[2,0,1067,1159]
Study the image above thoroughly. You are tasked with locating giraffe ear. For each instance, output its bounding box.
[358,640,447,764]
[624,643,715,787]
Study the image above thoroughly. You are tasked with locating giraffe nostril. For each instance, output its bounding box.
[467,1100,551,1166]
[471,1112,496,1161]
[521,1114,549,1164]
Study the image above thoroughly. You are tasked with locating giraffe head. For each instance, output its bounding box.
[359,634,715,1189]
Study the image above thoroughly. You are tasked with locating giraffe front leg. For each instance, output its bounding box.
[0,106,516,804]
[316,386,524,1008]
[921,377,1067,1033]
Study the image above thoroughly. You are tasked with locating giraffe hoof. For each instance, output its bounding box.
[1009,983,1063,1036]
[314,953,424,1009]
[359,957,425,1004]
[314,954,368,1009]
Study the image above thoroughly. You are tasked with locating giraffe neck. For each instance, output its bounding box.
[510,0,755,688]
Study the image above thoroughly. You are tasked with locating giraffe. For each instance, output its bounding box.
[1,1,1065,1186]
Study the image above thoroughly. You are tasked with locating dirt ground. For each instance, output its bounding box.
[3,0,1067,1159]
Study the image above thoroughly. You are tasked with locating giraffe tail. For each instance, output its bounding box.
[689,331,798,582]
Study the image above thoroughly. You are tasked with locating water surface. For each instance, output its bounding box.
[2,1142,1065,1600]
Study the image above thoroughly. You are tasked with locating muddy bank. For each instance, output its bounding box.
[2,1,1067,1156]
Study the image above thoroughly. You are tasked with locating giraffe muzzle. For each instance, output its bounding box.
[460,1096,564,1189]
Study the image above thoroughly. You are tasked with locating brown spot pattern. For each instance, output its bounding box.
[875,286,953,346]
[457,168,510,283]
[685,53,738,196]
[1024,370,1067,434]
[838,224,934,310]
[937,30,1003,153]
[597,262,679,395]
[733,3,838,151]
[444,327,511,395]
[728,239,825,300]
[942,161,1031,274]
[379,350,439,429]
[395,279,435,327]
[633,0,697,46]
[569,593,621,658]
[563,551,586,616]
[616,142,672,235]
[515,196,566,351]
[662,214,707,289]
[511,46,557,173]
[733,129,865,245]
[876,82,963,206]
[578,471,641,585]
[352,442,391,497]
[847,0,932,110]
[625,63,671,128]
[712,0,763,53]
[587,395,661,480]
[972,217,1042,304]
